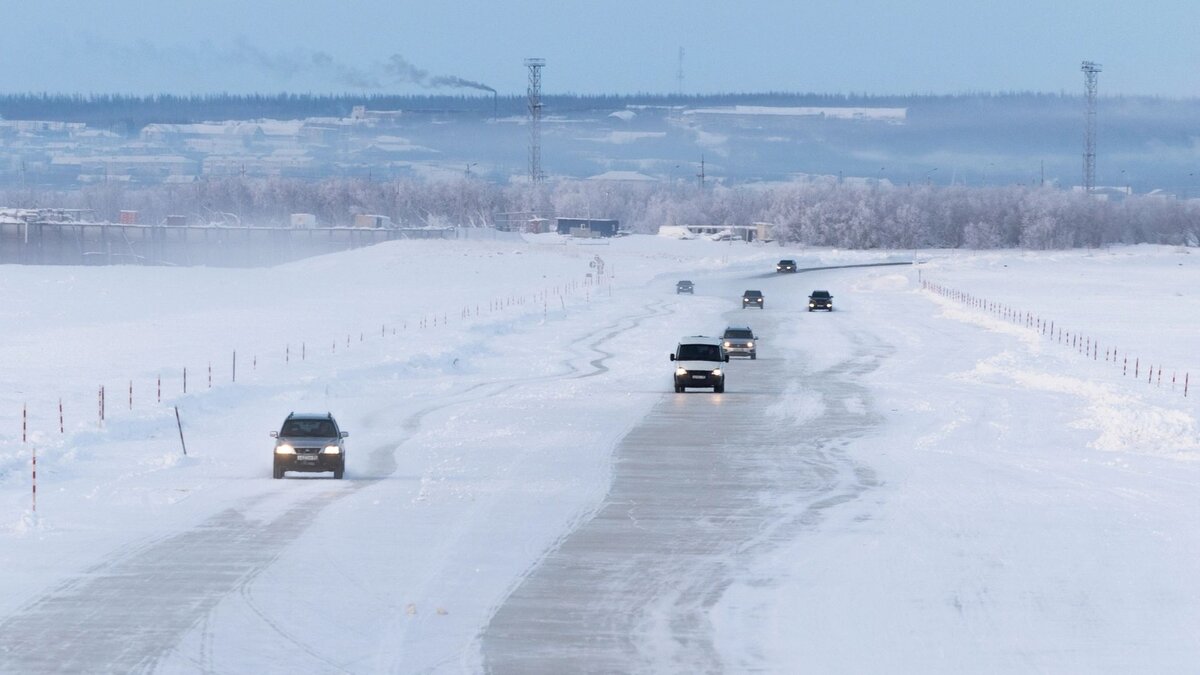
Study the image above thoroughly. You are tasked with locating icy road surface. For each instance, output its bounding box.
[483,304,887,673]
[2,238,1200,672]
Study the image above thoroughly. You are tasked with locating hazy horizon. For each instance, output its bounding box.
[4,1,1199,97]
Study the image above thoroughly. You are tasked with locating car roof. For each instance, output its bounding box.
[723,324,753,331]
[286,411,337,421]
[677,335,723,346]
[743,289,762,294]
[811,289,830,294]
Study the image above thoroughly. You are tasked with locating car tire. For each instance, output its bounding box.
[714,383,725,394]
[751,353,757,360]
[675,384,684,393]
[273,461,283,479]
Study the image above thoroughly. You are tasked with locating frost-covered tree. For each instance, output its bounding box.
[5,175,1200,250]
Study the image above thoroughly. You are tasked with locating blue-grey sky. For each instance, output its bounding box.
[4,0,1199,97]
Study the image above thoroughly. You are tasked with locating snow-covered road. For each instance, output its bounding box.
[483,299,886,673]
[2,237,1199,673]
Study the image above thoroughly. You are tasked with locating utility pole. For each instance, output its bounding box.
[1081,61,1102,194]
[696,154,706,188]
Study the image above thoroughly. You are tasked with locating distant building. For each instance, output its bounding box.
[556,217,620,237]
[679,224,761,242]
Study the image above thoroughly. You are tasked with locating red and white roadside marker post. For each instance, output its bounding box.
[31,445,37,514]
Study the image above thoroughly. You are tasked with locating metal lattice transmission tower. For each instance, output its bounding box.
[525,58,546,183]
[1081,61,1102,193]
[676,47,685,95]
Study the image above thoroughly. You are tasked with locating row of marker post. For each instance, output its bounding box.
[923,279,1188,398]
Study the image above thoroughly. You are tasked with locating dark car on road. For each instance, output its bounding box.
[676,280,694,294]
[742,289,764,309]
[272,412,348,479]
[776,259,797,273]
[722,325,758,359]
[808,290,834,311]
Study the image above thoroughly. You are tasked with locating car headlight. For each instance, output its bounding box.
[747,341,753,348]
[322,445,342,455]
[676,367,688,376]
[712,368,722,376]
[275,444,295,455]
[724,341,731,347]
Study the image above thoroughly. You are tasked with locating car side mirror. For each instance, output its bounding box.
[270,431,278,438]
[340,431,349,438]
[669,354,676,361]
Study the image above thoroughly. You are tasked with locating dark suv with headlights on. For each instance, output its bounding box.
[722,325,758,359]
[742,289,764,309]
[808,290,834,311]
[670,336,729,393]
[676,280,695,294]
[776,259,797,273]
[272,412,348,479]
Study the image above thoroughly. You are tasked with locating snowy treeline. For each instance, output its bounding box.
[3,177,1198,249]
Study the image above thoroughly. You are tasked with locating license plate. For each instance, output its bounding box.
[692,375,706,380]
[297,454,318,462]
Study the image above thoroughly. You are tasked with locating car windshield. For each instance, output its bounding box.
[811,291,831,298]
[744,290,762,297]
[678,281,692,286]
[677,344,723,361]
[724,329,753,339]
[281,419,337,437]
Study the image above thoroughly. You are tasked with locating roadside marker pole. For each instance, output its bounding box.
[129,380,133,410]
[157,376,161,403]
[22,403,27,442]
[32,446,37,513]
[59,399,64,434]
[174,406,188,456]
